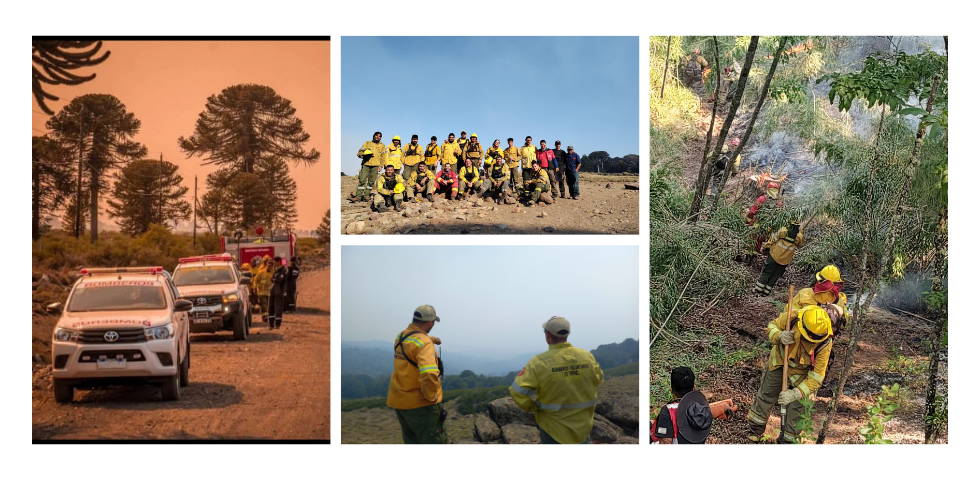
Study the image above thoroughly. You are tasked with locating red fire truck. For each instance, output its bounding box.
[221,231,296,265]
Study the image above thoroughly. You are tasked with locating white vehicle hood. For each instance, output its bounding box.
[57,311,172,330]
[176,284,238,298]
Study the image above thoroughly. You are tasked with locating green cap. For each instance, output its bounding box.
[542,316,570,336]
[414,305,440,323]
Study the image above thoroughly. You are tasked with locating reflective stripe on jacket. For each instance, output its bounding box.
[402,142,424,166]
[385,143,404,169]
[409,169,435,187]
[765,227,804,265]
[765,308,832,398]
[387,324,442,409]
[459,166,481,185]
[519,145,537,169]
[375,173,404,196]
[359,140,386,167]
[509,343,604,444]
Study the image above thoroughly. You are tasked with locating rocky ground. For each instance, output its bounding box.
[32,268,331,441]
[340,174,640,235]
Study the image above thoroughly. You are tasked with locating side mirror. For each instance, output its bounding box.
[174,299,194,312]
[46,302,63,314]
[240,277,252,285]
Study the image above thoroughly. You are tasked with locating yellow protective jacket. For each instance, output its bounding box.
[424,144,442,166]
[440,141,461,166]
[402,142,424,167]
[485,146,504,170]
[409,169,435,187]
[487,162,510,183]
[253,267,273,296]
[764,308,832,398]
[458,165,482,186]
[509,343,604,444]
[385,142,404,169]
[503,146,521,169]
[375,173,405,196]
[359,140,387,167]
[764,227,804,265]
[457,139,469,162]
[519,145,537,169]
[529,168,550,185]
[464,141,484,162]
[792,288,848,318]
[387,324,443,409]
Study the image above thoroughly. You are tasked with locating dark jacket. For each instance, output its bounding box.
[271,265,287,296]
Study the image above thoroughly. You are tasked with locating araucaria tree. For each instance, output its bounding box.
[179,84,320,230]
[32,135,74,240]
[46,94,147,242]
[107,159,191,236]
[32,41,110,115]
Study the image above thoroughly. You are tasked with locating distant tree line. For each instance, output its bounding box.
[580,151,639,174]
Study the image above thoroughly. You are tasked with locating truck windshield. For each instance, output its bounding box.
[68,285,167,312]
[173,266,235,286]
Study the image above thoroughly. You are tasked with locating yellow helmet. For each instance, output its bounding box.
[471,133,477,138]
[816,265,842,283]
[798,306,833,343]
[393,135,401,141]
[393,183,405,194]
[362,148,373,155]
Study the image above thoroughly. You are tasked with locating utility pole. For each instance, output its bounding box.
[74,104,84,238]
[193,175,198,247]
[159,152,164,224]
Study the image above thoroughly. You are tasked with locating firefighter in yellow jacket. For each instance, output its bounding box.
[458,157,482,197]
[385,135,404,173]
[484,139,505,176]
[747,305,833,443]
[407,162,435,202]
[504,138,522,192]
[423,136,442,173]
[373,164,405,213]
[387,305,448,444]
[510,316,604,444]
[464,133,483,172]
[402,135,424,182]
[440,133,461,173]
[526,160,551,205]
[356,132,387,201]
[519,135,537,187]
[792,265,850,332]
[754,221,804,296]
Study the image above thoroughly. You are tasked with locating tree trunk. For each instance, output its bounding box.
[924,204,948,443]
[89,171,99,243]
[689,36,723,220]
[32,164,41,241]
[688,36,759,220]
[661,37,672,99]
[709,37,789,214]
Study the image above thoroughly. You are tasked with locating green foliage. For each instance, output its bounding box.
[820,51,947,113]
[33,228,214,273]
[793,395,817,444]
[32,41,110,114]
[603,361,640,378]
[106,159,191,236]
[455,385,510,415]
[316,209,331,246]
[925,392,948,438]
[859,383,901,444]
[591,338,639,369]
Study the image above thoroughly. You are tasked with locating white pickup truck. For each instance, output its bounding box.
[172,253,253,341]
[50,267,193,403]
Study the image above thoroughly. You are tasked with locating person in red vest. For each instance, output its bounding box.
[652,366,712,444]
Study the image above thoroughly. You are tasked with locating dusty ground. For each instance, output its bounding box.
[32,268,331,441]
[339,174,640,235]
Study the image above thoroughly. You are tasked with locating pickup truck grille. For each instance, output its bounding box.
[78,350,147,362]
[77,328,147,344]
[184,295,223,307]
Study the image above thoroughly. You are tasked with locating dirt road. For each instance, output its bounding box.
[339,174,640,235]
[32,268,331,441]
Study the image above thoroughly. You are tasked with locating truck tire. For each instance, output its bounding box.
[233,312,248,341]
[161,373,181,401]
[179,342,190,387]
[53,379,74,403]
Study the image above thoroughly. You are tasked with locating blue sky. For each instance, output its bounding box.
[341,37,638,175]
[341,246,639,357]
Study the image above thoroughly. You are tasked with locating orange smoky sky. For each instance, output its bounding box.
[31,39,330,231]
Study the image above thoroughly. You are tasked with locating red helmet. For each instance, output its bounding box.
[767,181,780,189]
[730,137,741,147]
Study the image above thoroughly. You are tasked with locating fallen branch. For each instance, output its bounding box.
[650,246,722,348]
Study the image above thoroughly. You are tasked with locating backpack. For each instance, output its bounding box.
[684,55,702,77]
[396,331,443,377]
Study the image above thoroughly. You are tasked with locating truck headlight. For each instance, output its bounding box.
[53,327,79,342]
[144,324,174,340]
[223,293,239,303]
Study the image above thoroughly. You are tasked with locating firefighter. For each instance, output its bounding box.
[480,155,511,204]
[652,366,713,444]
[526,160,551,206]
[248,256,262,309]
[374,164,405,213]
[709,137,741,197]
[388,305,448,444]
[509,316,604,444]
[402,134,424,186]
[253,256,274,324]
[551,140,567,199]
[407,162,435,202]
[386,135,404,173]
[456,130,469,168]
[484,138,504,177]
[743,181,783,265]
[434,162,459,200]
[464,133,483,174]
[268,256,287,329]
[519,135,537,188]
[356,132,387,202]
[503,137,521,192]
[680,47,710,95]
[747,305,833,444]
[792,265,850,333]
[714,59,741,108]
[424,136,442,174]
[754,221,803,296]
[439,133,461,174]
[458,157,482,197]
[285,256,300,312]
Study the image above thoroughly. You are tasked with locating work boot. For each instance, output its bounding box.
[426,194,433,202]
[378,204,389,213]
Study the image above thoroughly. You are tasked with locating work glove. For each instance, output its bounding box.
[778,388,802,406]
[778,330,795,345]
[430,336,442,345]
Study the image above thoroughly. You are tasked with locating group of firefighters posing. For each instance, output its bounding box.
[354,131,583,212]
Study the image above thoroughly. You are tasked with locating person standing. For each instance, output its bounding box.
[253,256,273,324]
[285,256,301,312]
[754,221,803,296]
[565,145,582,200]
[464,133,483,173]
[440,133,461,174]
[503,138,521,192]
[402,135,424,183]
[484,139,505,177]
[519,136,537,189]
[356,132,387,202]
[456,130,469,168]
[268,256,287,329]
[551,140,566,199]
[386,135,404,174]
[424,136,442,174]
[680,47,710,96]
[509,316,604,444]
[388,305,448,444]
